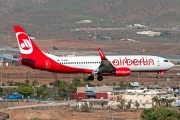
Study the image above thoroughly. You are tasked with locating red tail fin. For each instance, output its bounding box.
[14,26,42,60]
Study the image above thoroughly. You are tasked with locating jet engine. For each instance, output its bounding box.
[112,68,130,76]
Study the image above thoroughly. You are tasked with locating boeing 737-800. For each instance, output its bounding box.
[14,26,174,81]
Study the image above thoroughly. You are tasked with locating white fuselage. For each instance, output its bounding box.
[45,53,174,72]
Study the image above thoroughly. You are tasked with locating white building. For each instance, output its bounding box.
[129,24,147,29]
[76,20,92,24]
[137,31,161,36]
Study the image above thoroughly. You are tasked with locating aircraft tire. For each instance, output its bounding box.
[157,75,160,79]
[88,75,94,81]
[97,76,103,81]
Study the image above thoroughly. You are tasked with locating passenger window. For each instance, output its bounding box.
[164,60,168,62]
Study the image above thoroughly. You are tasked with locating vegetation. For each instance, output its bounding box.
[0,87,3,95]
[140,96,180,120]
[0,77,89,100]
[141,107,180,120]
[152,96,175,107]
[114,81,134,90]
[118,99,126,110]
[17,85,33,98]
[134,100,140,110]
[32,80,38,96]
[53,46,59,50]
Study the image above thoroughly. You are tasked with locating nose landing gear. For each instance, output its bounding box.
[157,75,160,79]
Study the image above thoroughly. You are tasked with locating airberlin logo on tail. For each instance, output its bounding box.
[16,32,33,54]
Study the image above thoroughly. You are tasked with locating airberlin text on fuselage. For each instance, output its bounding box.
[112,57,154,66]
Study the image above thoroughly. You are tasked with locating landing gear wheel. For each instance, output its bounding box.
[97,76,103,81]
[88,75,94,81]
[157,75,160,79]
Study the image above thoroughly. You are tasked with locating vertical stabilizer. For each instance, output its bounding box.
[14,26,43,59]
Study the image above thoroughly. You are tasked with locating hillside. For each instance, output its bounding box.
[0,0,179,40]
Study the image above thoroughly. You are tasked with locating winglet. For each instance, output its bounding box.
[44,48,49,54]
[98,48,107,60]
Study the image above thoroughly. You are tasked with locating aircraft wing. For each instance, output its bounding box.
[97,48,115,74]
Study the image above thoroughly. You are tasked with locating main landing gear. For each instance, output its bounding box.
[88,75,103,81]
[97,76,103,81]
[88,75,94,81]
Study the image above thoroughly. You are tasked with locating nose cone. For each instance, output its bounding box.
[169,62,174,68]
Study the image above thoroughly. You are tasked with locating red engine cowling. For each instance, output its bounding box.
[158,70,166,75]
[112,68,130,76]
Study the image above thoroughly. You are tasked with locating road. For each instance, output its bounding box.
[7,100,76,110]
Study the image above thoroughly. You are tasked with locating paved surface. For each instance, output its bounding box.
[7,100,76,110]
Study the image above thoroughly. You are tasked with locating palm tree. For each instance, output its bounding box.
[161,98,166,106]
[25,79,30,85]
[41,84,47,90]
[141,108,157,120]
[3,87,13,98]
[58,81,68,91]
[52,73,58,96]
[166,98,175,107]
[53,80,59,96]
[58,81,69,100]
[152,96,159,107]
[42,91,49,101]
[134,100,140,110]
[141,107,179,120]
[127,100,132,109]
[32,80,38,97]
[156,107,178,120]
[119,99,126,110]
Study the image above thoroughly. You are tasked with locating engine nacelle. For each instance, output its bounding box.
[158,70,166,75]
[112,68,130,76]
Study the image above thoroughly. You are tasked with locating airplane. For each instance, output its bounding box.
[14,26,174,81]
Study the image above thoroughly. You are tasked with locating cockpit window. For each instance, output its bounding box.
[164,60,168,62]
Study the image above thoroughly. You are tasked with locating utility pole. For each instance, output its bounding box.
[95,29,97,42]
[8,31,10,45]
[73,109,75,120]
[177,73,179,87]
[98,20,99,28]
[179,33,180,54]
[1,61,3,86]
[138,72,140,83]
[36,31,38,39]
